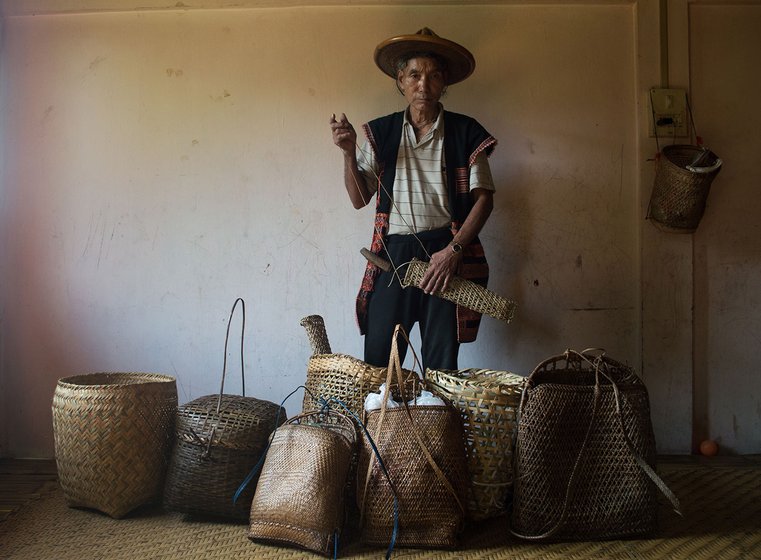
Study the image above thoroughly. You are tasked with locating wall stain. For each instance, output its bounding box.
[41,105,54,124]
[89,56,106,71]
[209,90,231,102]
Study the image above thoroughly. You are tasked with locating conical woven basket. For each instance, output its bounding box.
[52,372,177,518]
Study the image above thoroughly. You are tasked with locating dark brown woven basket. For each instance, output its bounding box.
[248,410,357,556]
[53,372,177,518]
[163,299,286,520]
[648,144,722,232]
[511,349,679,541]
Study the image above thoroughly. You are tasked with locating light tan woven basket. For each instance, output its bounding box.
[300,315,415,418]
[248,410,357,556]
[52,372,177,518]
[402,258,517,323]
[425,368,525,520]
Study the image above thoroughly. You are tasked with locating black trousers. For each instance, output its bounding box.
[364,228,459,371]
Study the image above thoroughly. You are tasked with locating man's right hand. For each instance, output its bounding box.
[330,113,357,156]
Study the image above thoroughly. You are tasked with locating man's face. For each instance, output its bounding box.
[397,57,446,113]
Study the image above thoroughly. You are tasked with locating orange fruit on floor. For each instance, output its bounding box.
[699,439,719,456]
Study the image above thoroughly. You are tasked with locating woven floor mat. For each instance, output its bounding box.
[1,466,759,559]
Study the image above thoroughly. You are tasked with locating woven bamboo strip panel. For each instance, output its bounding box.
[402,259,517,323]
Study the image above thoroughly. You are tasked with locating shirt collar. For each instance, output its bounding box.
[403,103,445,136]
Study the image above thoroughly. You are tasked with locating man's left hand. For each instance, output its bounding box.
[419,246,462,294]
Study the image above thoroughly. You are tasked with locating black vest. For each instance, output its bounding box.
[356,109,497,343]
[364,110,495,224]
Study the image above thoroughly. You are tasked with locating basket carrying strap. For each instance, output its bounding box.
[511,349,682,540]
[359,324,466,530]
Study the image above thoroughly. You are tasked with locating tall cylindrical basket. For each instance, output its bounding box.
[426,368,525,520]
[52,372,177,518]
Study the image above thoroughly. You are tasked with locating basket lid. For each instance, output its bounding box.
[176,394,285,449]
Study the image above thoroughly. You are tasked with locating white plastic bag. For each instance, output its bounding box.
[407,390,445,407]
[363,383,399,412]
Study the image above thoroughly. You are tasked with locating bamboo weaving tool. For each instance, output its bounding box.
[360,248,517,323]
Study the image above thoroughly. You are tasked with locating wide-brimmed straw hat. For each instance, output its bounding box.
[374,27,475,85]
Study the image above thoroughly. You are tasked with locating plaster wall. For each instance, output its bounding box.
[5,1,757,458]
[690,3,761,454]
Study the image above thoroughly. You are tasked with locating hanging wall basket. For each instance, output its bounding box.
[648,144,722,232]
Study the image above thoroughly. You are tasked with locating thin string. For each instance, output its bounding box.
[346,152,406,288]
[352,135,434,266]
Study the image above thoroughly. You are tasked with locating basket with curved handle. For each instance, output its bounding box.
[215,297,246,413]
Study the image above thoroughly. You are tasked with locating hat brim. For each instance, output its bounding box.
[374,34,475,85]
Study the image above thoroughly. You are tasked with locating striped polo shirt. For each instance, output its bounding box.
[357,106,495,235]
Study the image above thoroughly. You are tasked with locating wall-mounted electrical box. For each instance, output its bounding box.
[649,88,689,138]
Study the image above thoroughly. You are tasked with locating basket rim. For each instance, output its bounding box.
[56,372,175,388]
[284,409,357,445]
[427,367,525,384]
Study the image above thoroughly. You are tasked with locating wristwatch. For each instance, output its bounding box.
[450,241,463,254]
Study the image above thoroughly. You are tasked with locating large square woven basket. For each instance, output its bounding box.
[52,372,177,518]
[511,349,680,541]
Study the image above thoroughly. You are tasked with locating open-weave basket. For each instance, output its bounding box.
[425,368,525,520]
[511,349,680,541]
[163,299,286,520]
[300,315,414,418]
[52,372,177,518]
[402,258,517,323]
[648,144,722,232]
[248,410,357,556]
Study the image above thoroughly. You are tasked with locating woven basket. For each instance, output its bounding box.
[402,258,517,323]
[248,410,357,556]
[425,368,525,520]
[163,299,286,520]
[511,349,680,541]
[52,372,177,518]
[648,144,722,232]
[300,315,415,419]
[358,325,469,549]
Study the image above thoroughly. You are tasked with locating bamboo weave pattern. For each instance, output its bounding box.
[402,258,517,323]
